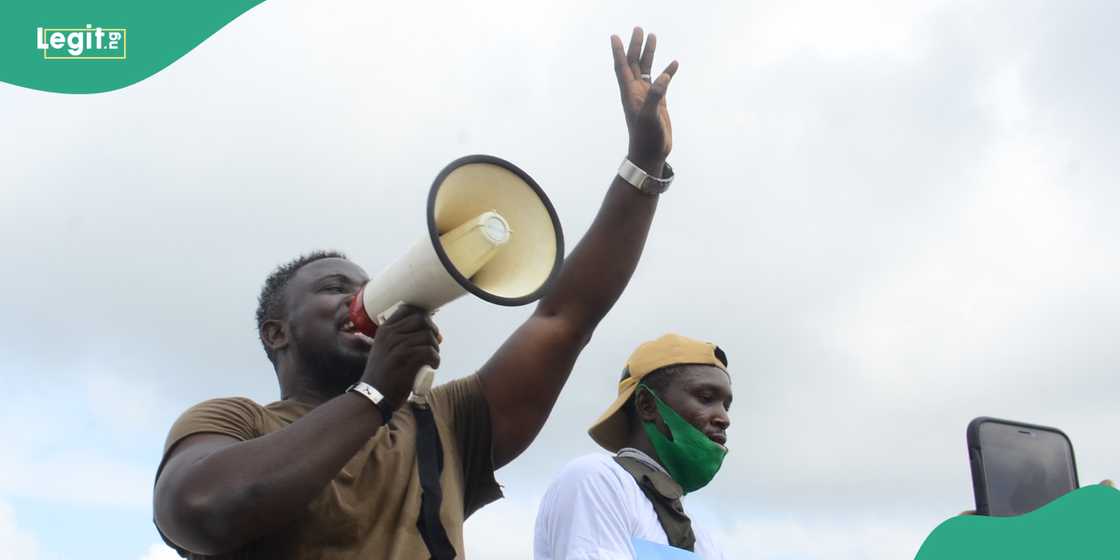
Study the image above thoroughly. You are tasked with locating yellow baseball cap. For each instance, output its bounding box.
[588,333,728,451]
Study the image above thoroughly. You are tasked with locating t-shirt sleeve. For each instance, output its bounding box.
[161,397,264,458]
[429,373,502,518]
[534,456,635,560]
[154,397,266,557]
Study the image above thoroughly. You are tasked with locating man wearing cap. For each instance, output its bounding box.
[534,334,732,559]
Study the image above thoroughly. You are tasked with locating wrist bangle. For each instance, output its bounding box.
[347,382,394,425]
[618,158,674,195]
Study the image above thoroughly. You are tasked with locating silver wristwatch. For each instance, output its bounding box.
[348,381,394,424]
[618,158,674,195]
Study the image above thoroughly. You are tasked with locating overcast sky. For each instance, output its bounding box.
[2,0,1118,558]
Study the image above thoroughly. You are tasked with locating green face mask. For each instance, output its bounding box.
[638,384,728,494]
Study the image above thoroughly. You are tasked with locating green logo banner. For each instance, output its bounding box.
[1,0,265,94]
[916,485,1120,559]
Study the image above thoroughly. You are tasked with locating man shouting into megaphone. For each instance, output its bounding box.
[153,27,680,559]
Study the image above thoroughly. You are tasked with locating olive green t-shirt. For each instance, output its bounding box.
[156,374,502,559]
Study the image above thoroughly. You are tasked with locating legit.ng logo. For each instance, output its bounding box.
[36,25,127,60]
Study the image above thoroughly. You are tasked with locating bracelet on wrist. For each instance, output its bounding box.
[618,157,674,195]
[347,382,395,425]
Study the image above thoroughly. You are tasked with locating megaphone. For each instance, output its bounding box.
[349,155,564,404]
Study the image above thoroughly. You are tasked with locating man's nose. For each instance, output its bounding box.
[711,408,731,430]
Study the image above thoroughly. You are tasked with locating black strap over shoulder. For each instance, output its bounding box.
[613,455,696,551]
[414,403,457,560]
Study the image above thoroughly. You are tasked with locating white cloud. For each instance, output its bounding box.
[0,450,153,510]
[0,380,157,510]
[0,501,40,560]
[83,367,182,437]
[740,0,963,66]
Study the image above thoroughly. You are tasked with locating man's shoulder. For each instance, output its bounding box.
[561,452,618,471]
[428,373,489,426]
[163,396,274,454]
[552,453,632,489]
[194,395,265,408]
[430,372,483,404]
[176,395,270,421]
[537,453,649,550]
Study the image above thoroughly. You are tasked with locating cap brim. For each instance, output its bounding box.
[588,382,638,452]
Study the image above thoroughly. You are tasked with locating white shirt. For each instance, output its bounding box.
[533,452,729,560]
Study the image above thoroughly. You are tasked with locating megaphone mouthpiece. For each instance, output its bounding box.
[439,210,511,280]
[480,212,512,244]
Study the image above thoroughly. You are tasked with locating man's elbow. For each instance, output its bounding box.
[532,305,600,348]
[154,483,250,556]
[537,295,609,338]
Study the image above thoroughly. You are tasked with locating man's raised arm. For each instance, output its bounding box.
[479,27,680,468]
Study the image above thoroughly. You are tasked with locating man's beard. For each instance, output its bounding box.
[293,330,367,388]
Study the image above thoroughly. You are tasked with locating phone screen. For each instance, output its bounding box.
[978,421,1077,516]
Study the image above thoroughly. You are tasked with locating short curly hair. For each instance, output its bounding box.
[256,250,348,364]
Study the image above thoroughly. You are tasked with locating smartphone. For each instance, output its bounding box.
[967,417,1079,516]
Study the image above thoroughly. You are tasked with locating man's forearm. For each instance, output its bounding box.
[156,393,384,554]
[537,156,664,332]
[482,161,665,466]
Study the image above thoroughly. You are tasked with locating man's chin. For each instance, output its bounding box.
[336,347,369,375]
[302,347,366,386]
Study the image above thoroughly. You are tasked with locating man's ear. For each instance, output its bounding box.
[261,319,290,354]
[634,387,659,423]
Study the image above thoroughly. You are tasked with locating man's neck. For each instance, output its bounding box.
[620,428,661,468]
[276,355,356,406]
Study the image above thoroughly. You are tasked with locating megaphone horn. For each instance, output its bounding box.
[348,155,565,402]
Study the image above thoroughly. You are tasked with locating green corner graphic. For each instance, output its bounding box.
[1,0,265,94]
[916,485,1120,559]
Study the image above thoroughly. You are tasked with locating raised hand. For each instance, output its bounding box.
[611,27,679,169]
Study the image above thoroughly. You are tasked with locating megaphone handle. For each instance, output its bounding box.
[377,302,438,406]
[410,365,437,408]
[376,302,404,325]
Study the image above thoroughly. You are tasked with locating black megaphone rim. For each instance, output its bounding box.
[426,154,565,307]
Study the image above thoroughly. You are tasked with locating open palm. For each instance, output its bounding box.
[612,27,679,166]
